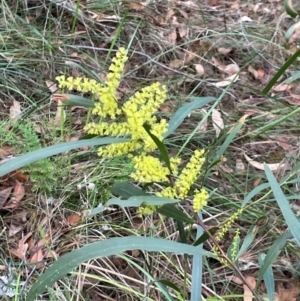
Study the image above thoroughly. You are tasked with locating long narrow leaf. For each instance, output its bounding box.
[191,216,204,301]
[242,183,270,207]
[63,94,95,108]
[26,236,208,301]
[215,115,247,159]
[264,164,300,246]
[257,231,291,284]
[237,225,258,259]
[164,97,216,138]
[0,138,130,177]
[107,196,179,207]
[262,49,300,94]
[259,253,275,301]
[143,123,171,171]
[111,182,148,199]
[157,204,194,223]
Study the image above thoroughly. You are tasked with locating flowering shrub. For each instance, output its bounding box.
[56,47,209,215]
[11,47,248,300]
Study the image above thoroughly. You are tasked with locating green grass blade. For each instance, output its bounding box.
[285,21,300,42]
[26,236,204,301]
[242,183,270,207]
[264,163,300,245]
[257,231,291,284]
[284,0,298,18]
[262,49,300,95]
[164,97,216,138]
[193,227,218,247]
[215,115,247,159]
[236,225,257,259]
[282,70,300,84]
[258,253,275,301]
[0,138,130,177]
[156,279,181,293]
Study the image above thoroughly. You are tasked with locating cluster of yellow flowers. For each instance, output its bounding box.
[56,47,209,214]
[56,47,168,158]
[156,150,208,213]
[133,150,209,215]
[56,48,128,119]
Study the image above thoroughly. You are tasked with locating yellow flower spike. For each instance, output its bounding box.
[170,157,181,176]
[230,229,240,262]
[156,186,177,199]
[55,75,66,88]
[174,149,205,199]
[215,208,243,242]
[193,188,209,212]
[84,122,130,136]
[130,155,171,183]
[98,142,139,158]
[106,47,128,93]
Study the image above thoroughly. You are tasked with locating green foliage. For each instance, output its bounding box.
[17,122,58,192]
[0,121,58,192]
[26,237,213,301]
[0,48,251,301]
[262,1,300,94]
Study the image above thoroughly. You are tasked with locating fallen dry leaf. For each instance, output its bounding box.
[11,232,32,260]
[229,275,243,284]
[44,249,58,259]
[211,74,239,87]
[284,94,300,106]
[4,180,25,209]
[178,26,187,38]
[67,213,82,225]
[248,66,265,80]
[9,223,23,237]
[244,153,290,171]
[194,64,205,76]
[123,2,146,10]
[12,170,28,182]
[212,109,224,137]
[277,281,298,301]
[169,52,195,69]
[0,187,14,208]
[159,100,177,113]
[46,80,59,93]
[49,99,66,126]
[30,239,45,269]
[211,56,226,71]
[218,47,232,55]
[167,30,177,45]
[9,100,21,123]
[198,109,208,132]
[272,83,292,92]
[240,16,253,22]
[219,163,234,173]
[0,145,13,158]
[224,63,240,75]
[51,94,70,103]
[243,276,256,301]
